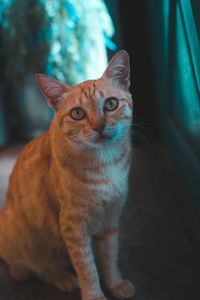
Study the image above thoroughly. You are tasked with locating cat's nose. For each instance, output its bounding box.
[92,120,105,134]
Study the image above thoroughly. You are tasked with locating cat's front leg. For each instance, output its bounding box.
[60,214,106,300]
[95,227,135,299]
[64,235,106,300]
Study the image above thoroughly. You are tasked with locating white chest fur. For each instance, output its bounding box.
[82,148,131,198]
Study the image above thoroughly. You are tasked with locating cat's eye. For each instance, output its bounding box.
[104,97,119,111]
[70,107,86,120]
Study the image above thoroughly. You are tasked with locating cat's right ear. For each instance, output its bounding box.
[35,74,70,111]
[102,50,130,91]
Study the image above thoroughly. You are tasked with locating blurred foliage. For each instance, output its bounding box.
[1,0,115,86]
[42,0,115,85]
[1,0,50,84]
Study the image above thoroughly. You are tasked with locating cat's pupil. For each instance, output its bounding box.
[104,98,118,111]
[70,108,85,120]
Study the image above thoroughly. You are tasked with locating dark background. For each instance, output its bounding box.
[117,1,159,140]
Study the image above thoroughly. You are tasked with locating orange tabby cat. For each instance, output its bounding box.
[0,50,134,300]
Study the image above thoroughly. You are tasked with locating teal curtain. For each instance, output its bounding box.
[147,0,200,209]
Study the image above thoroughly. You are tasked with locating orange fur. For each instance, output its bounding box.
[0,50,135,300]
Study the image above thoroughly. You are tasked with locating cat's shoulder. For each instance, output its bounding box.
[16,131,51,164]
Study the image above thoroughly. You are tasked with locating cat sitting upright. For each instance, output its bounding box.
[0,50,135,300]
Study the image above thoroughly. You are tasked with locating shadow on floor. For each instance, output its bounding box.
[0,141,200,300]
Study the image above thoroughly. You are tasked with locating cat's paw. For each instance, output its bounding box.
[42,272,78,292]
[9,265,32,281]
[109,280,135,299]
[56,273,79,292]
[58,273,79,292]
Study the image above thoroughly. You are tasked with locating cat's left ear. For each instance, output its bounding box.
[35,74,70,111]
[102,50,130,91]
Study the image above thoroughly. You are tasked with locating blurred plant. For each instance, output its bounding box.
[1,0,115,86]
[1,0,50,84]
[43,0,116,85]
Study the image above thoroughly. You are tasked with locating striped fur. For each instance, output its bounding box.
[0,50,135,300]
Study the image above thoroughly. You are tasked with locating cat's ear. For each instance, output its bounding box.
[102,50,130,91]
[35,74,70,111]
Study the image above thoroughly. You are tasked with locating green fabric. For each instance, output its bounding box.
[147,0,200,209]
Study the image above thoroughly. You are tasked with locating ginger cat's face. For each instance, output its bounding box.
[36,50,132,150]
[58,80,132,150]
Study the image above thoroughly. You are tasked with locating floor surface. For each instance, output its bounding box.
[0,141,200,300]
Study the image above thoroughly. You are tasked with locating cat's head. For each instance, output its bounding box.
[36,50,132,150]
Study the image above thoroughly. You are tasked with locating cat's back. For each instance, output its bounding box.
[6,131,52,207]
[11,131,50,177]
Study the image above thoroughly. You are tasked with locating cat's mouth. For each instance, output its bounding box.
[81,133,113,148]
[93,133,112,144]
[78,131,118,149]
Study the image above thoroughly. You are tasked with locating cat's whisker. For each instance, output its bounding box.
[131,122,152,140]
[131,122,147,131]
[129,129,152,144]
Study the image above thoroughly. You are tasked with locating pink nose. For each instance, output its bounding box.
[92,121,105,134]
